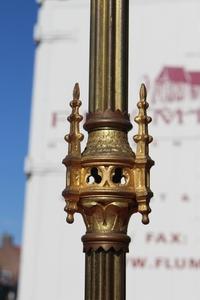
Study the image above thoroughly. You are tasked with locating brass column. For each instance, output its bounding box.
[85,250,126,300]
[89,0,129,112]
[62,1,154,299]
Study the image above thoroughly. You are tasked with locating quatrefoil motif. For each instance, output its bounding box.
[85,166,129,187]
[87,167,102,184]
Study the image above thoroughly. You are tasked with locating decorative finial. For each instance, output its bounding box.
[73,82,80,100]
[134,83,153,157]
[139,83,147,101]
[134,84,154,224]
[62,83,84,224]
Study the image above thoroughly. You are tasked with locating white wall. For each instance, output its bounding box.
[19,1,200,299]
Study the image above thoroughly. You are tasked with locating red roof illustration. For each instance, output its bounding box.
[156,66,188,84]
[188,71,200,85]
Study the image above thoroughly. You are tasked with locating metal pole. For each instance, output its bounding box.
[89,0,129,113]
[62,1,154,299]
[85,250,126,300]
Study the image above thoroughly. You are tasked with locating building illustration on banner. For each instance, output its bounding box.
[153,66,200,102]
[150,66,200,128]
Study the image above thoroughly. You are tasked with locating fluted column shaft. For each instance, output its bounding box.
[85,250,126,300]
[89,0,129,113]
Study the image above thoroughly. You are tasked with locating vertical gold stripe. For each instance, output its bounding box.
[89,0,96,113]
[102,0,109,111]
[115,0,122,111]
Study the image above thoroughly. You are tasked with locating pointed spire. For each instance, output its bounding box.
[133,83,153,157]
[64,83,84,148]
[139,83,147,101]
[133,84,154,225]
[73,82,80,100]
[62,83,84,224]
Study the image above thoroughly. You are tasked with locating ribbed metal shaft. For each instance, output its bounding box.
[89,0,129,113]
[85,250,126,300]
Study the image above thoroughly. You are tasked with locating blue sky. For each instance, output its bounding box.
[0,2,37,245]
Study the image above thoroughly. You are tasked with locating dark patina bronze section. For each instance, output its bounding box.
[85,250,126,300]
[83,109,132,132]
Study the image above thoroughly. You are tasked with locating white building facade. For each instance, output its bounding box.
[18,1,200,299]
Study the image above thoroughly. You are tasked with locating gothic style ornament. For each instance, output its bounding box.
[62,1,154,299]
